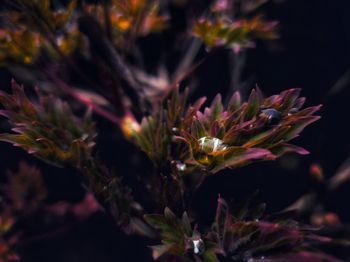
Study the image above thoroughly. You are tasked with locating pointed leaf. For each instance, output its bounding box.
[191,117,207,138]
[284,116,321,141]
[228,91,241,113]
[210,147,275,173]
[270,143,309,157]
[182,212,192,236]
[279,88,301,113]
[244,89,261,120]
[210,94,223,121]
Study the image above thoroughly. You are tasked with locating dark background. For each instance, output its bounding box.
[1,0,350,261]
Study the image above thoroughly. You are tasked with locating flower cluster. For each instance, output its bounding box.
[86,0,168,36]
[193,16,277,52]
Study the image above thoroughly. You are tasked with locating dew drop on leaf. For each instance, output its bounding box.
[175,161,186,171]
[190,238,205,255]
[198,137,227,153]
[172,127,179,133]
[260,108,282,125]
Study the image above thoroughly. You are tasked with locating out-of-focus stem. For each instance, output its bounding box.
[49,76,122,125]
[173,38,202,83]
[328,157,350,190]
[103,0,113,40]
[225,50,247,105]
[78,16,146,112]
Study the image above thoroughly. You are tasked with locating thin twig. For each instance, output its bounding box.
[159,57,206,102]
[173,38,202,82]
[49,76,122,125]
[225,51,247,105]
[103,0,113,40]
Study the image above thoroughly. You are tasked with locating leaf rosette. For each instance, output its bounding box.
[134,87,320,174]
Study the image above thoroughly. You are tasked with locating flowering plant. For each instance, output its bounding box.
[0,0,348,261]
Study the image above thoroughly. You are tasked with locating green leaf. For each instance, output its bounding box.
[191,117,207,139]
[210,94,223,121]
[228,91,241,113]
[244,89,261,120]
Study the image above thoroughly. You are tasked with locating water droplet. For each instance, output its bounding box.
[190,238,205,255]
[198,137,227,153]
[175,161,186,171]
[260,108,282,125]
[172,127,179,133]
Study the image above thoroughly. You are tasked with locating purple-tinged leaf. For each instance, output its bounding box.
[294,97,306,110]
[185,97,207,121]
[283,116,321,141]
[243,128,280,148]
[270,143,309,157]
[223,109,241,130]
[244,89,261,120]
[294,105,322,117]
[191,117,207,139]
[279,88,301,113]
[210,147,275,173]
[228,91,241,113]
[209,120,221,138]
[223,119,255,144]
[213,196,230,247]
[255,85,264,103]
[210,94,223,120]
